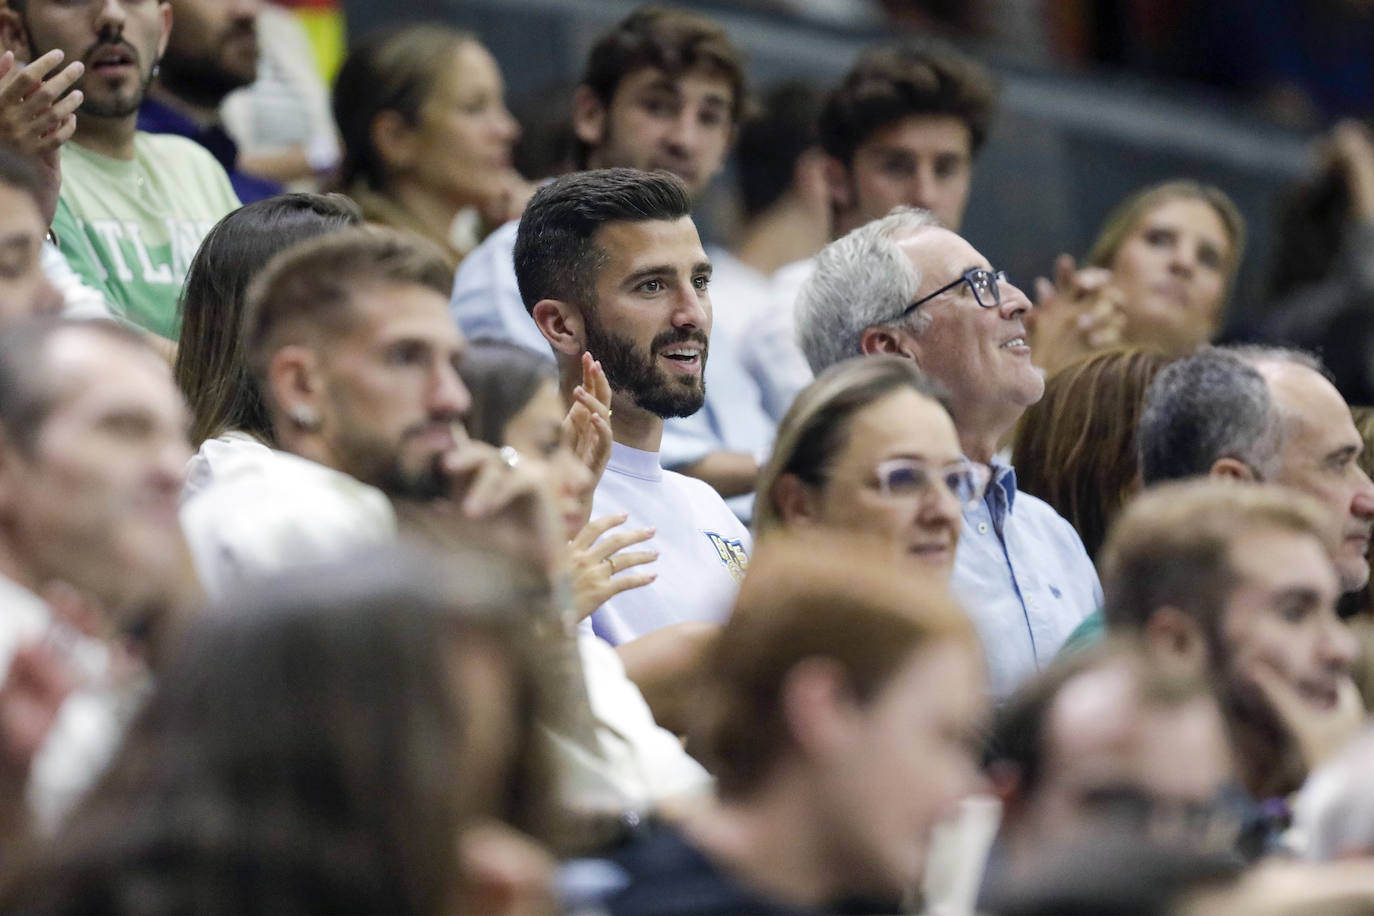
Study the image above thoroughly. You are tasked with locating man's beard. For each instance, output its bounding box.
[45,29,153,119]
[1211,640,1308,799]
[333,421,450,502]
[157,39,257,109]
[583,317,707,419]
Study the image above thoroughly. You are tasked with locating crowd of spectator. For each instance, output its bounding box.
[2,0,1374,913]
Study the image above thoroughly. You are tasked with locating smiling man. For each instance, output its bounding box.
[515,168,750,645]
[795,207,1101,699]
[453,7,775,519]
[0,0,240,342]
[1100,481,1361,828]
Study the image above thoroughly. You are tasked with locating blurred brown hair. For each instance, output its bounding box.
[1013,347,1173,563]
[694,530,976,798]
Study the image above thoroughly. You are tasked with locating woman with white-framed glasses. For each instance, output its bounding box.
[754,355,987,578]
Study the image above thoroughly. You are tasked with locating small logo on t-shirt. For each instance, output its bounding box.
[705,531,749,583]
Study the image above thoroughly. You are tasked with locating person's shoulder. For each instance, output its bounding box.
[134,132,238,194]
[1008,488,1095,563]
[134,130,216,161]
[662,469,741,514]
[468,219,520,262]
[601,823,806,916]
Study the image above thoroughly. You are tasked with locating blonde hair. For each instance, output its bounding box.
[1086,180,1246,300]
[695,530,977,798]
[753,356,950,538]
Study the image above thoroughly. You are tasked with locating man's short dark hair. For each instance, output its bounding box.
[575,6,746,168]
[512,167,692,314]
[0,318,152,453]
[1138,347,1281,485]
[0,145,44,208]
[736,81,824,220]
[819,41,998,166]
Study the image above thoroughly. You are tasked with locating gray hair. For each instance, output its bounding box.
[1138,347,1282,485]
[1293,725,1374,861]
[1228,344,1332,432]
[794,207,941,375]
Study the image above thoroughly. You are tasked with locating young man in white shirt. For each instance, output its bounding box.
[515,168,750,650]
[180,227,710,814]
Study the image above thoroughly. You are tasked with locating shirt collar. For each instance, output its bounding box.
[606,441,663,481]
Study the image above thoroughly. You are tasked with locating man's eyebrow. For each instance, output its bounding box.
[694,261,713,277]
[0,233,33,254]
[1328,443,1360,463]
[1273,586,1322,608]
[640,76,681,96]
[623,265,675,286]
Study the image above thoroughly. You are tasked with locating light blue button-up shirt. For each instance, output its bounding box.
[951,462,1101,700]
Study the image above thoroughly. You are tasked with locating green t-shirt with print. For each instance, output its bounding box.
[52,133,240,340]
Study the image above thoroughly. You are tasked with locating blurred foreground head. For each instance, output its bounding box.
[0,318,196,644]
[1101,480,1357,800]
[3,546,556,915]
[694,530,985,904]
[988,640,1235,870]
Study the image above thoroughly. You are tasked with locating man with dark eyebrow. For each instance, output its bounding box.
[453,6,775,520]
[741,40,1001,422]
[515,167,750,653]
[1099,480,1361,853]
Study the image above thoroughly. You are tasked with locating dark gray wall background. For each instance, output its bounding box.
[343,0,1312,334]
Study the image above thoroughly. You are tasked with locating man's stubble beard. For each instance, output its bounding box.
[1210,638,1307,799]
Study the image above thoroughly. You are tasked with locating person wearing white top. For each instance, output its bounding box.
[0,320,195,837]
[514,168,752,650]
[454,8,771,513]
[180,227,710,815]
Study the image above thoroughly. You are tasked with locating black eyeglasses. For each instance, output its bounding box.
[896,267,1009,320]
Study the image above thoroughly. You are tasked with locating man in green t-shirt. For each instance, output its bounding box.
[0,0,240,342]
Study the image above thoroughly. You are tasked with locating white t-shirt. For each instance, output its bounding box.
[179,435,710,806]
[0,573,138,834]
[179,437,396,599]
[588,442,751,646]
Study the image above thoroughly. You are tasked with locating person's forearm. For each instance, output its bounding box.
[677,452,758,498]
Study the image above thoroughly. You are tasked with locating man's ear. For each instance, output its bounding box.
[0,7,29,62]
[531,299,584,357]
[779,656,854,763]
[822,155,853,215]
[1208,457,1259,482]
[571,85,607,150]
[266,344,324,432]
[772,472,821,526]
[1142,605,1208,677]
[156,1,173,61]
[860,325,916,360]
[370,109,417,174]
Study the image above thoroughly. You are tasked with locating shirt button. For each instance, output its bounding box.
[977,522,989,535]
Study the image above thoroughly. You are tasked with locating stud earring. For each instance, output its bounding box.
[289,405,320,431]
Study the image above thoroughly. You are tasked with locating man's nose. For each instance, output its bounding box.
[1352,468,1374,521]
[430,363,472,419]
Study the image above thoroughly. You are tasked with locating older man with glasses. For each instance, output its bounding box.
[794,207,1102,699]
